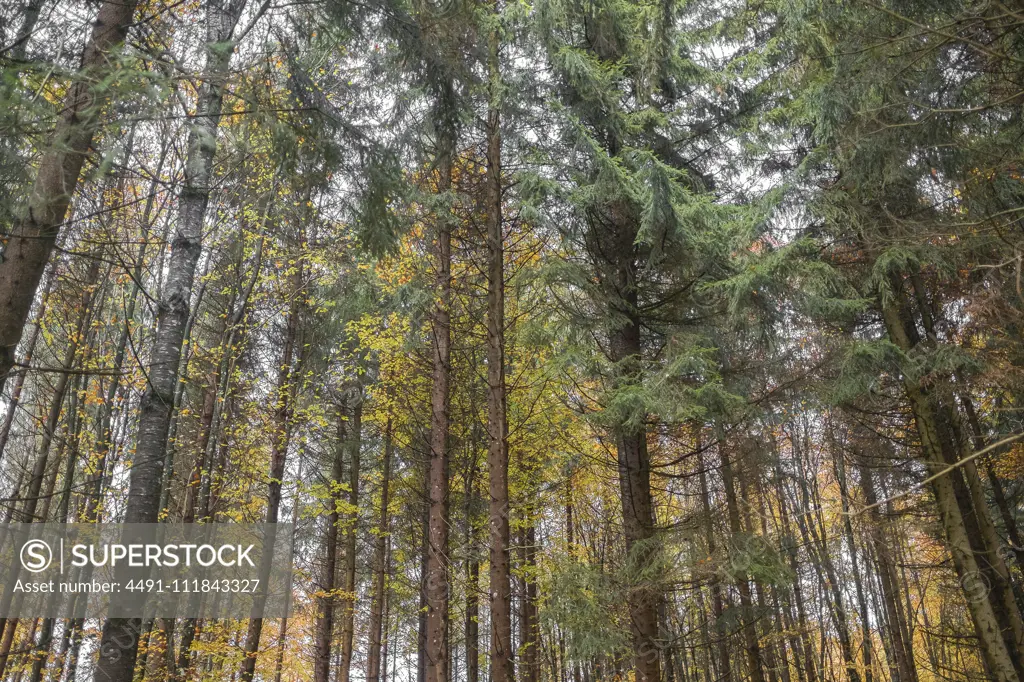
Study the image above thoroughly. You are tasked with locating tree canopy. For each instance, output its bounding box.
[1,0,1024,681]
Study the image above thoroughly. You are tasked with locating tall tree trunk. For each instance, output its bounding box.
[464,413,482,682]
[315,404,348,682]
[383,536,393,682]
[484,22,514,682]
[339,400,362,682]
[368,418,394,682]
[834,453,873,682]
[791,454,860,682]
[0,255,100,651]
[602,216,661,682]
[697,440,731,682]
[907,274,1024,669]
[240,236,303,682]
[424,148,453,682]
[28,362,91,682]
[272,469,304,682]
[58,239,150,682]
[418,478,428,682]
[521,524,540,682]
[880,295,1023,682]
[0,0,139,389]
[0,376,68,680]
[93,0,246,674]
[466,556,480,682]
[773,454,817,682]
[175,362,239,680]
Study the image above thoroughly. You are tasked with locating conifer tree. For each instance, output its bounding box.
[0,0,140,390]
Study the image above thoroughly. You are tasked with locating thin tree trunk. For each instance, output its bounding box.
[857,457,917,682]
[61,240,150,682]
[93,1,245,679]
[368,418,394,682]
[880,296,1022,682]
[272,469,304,682]
[484,25,514,680]
[339,400,362,682]
[790,456,860,682]
[315,404,348,682]
[0,255,100,652]
[521,524,540,682]
[28,363,91,682]
[697,440,731,682]
[239,236,303,682]
[418,471,429,682]
[177,249,261,679]
[719,443,767,682]
[774,456,818,682]
[834,454,873,682]
[383,538,393,682]
[465,419,482,682]
[424,149,454,682]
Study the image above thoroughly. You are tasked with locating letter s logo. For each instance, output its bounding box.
[20,540,52,573]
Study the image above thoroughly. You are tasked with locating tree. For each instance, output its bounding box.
[95,1,248,679]
[1,2,1024,682]
[0,0,140,389]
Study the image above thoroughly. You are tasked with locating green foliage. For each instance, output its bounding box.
[544,559,630,662]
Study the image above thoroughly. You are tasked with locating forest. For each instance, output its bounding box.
[1,0,1023,681]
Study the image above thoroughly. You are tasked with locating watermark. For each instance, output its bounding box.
[0,523,293,618]
[959,570,991,603]
[20,539,52,573]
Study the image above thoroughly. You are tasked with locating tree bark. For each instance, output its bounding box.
[315,404,348,682]
[368,418,394,682]
[484,24,514,682]
[880,294,1023,682]
[240,232,303,682]
[0,0,139,389]
[596,205,661,682]
[339,399,362,682]
[857,456,917,682]
[719,444,767,682]
[93,1,245,676]
[696,440,731,682]
[424,151,453,682]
